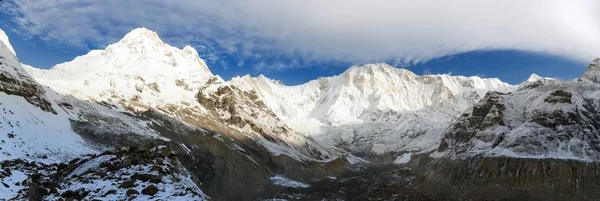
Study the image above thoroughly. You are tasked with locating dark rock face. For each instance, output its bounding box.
[438,91,506,153]
[422,58,600,200]
[438,68,600,160]
[60,189,89,200]
[103,189,117,196]
[544,90,572,104]
[195,78,340,162]
[414,156,600,201]
[141,184,158,195]
[140,109,349,201]
[518,80,545,90]
[0,56,56,114]
[196,78,288,143]
[438,59,600,160]
[274,164,455,201]
[119,179,136,188]
[274,155,600,201]
[126,189,139,196]
[582,58,600,83]
[132,173,162,184]
[139,109,275,200]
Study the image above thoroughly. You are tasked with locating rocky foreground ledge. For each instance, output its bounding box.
[271,154,600,201]
[2,143,207,200]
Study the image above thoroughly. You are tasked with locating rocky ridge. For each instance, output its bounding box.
[436,58,600,161]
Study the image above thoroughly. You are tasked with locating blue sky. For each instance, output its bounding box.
[1,1,597,85]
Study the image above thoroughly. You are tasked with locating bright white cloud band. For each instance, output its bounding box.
[2,0,599,68]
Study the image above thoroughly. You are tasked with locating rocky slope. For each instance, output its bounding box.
[436,58,600,161]
[406,58,600,201]
[0,29,96,165]
[415,156,600,201]
[5,144,208,201]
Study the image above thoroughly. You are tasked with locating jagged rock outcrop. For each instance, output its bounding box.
[0,40,55,114]
[437,91,507,154]
[413,156,600,201]
[138,109,349,200]
[437,58,600,161]
[0,31,97,167]
[197,77,352,162]
[6,144,207,200]
[582,58,600,83]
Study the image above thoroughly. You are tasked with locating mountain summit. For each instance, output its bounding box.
[229,62,513,154]
[582,58,600,83]
[26,28,213,108]
[119,27,163,45]
[0,28,16,56]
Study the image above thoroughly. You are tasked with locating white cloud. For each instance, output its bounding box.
[2,0,599,69]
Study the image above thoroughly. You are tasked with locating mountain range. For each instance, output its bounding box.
[2,27,600,200]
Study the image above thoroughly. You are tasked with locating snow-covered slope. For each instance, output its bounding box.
[0,28,15,56]
[197,76,361,162]
[5,145,208,201]
[26,28,212,108]
[229,63,514,154]
[436,58,600,161]
[0,30,94,164]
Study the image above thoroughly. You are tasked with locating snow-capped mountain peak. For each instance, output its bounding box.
[0,28,16,56]
[25,27,214,107]
[582,58,600,83]
[526,73,543,82]
[342,63,416,80]
[120,27,162,43]
[518,73,555,90]
[102,27,209,70]
[105,27,171,55]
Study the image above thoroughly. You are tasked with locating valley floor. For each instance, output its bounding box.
[271,164,452,201]
[269,154,600,201]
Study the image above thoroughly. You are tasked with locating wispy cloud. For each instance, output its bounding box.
[1,0,599,70]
